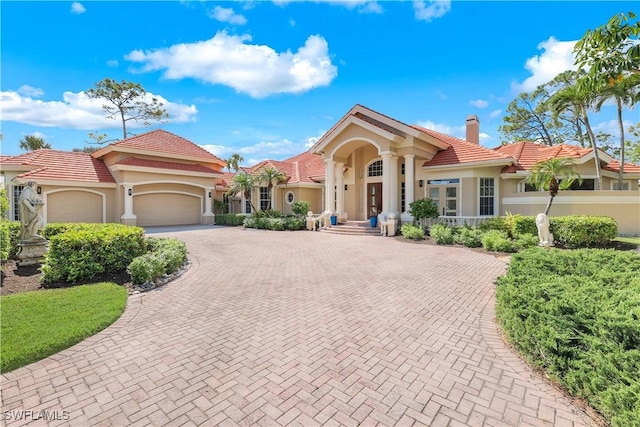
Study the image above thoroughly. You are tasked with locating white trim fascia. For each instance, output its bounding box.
[10,178,117,188]
[313,115,403,155]
[276,182,324,189]
[503,195,640,205]
[121,179,213,190]
[423,158,512,172]
[110,164,221,178]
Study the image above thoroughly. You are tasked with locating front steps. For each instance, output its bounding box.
[320,220,381,236]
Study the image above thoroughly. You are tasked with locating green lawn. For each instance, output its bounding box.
[1,283,127,373]
[614,236,640,247]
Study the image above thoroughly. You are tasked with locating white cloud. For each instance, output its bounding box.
[469,99,488,109]
[106,59,119,67]
[413,0,451,22]
[274,0,382,14]
[416,120,466,139]
[594,119,634,139]
[0,90,197,130]
[513,37,577,93]
[70,2,86,14]
[489,109,502,119]
[209,6,247,25]
[305,130,327,147]
[289,18,296,26]
[125,31,338,98]
[17,85,44,97]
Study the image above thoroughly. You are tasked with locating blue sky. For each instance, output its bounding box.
[1,1,636,165]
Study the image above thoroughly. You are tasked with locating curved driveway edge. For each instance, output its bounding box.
[1,228,597,426]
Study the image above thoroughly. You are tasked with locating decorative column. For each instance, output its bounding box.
[325,160,336,213]
[121,184,137,226]
[335,162,344,222]
[202,187,215,224]
[388,155,399,214]
[381,153,393,215]
[403,154,415,220]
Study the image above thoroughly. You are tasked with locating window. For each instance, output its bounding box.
[259,187,270,211]
[427,178,460,185]
[286,191,295,204]
[611,181,630,190]
[244,189,252,214]
[401,182,405,213]
[12,185,24,221]
[479,178,495,216]
[567,179,594,191]
[401,163,405,175]
[368,160,383,177]
[222,193,230,213]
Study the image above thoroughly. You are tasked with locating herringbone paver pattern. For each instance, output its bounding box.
[1,227,597,426]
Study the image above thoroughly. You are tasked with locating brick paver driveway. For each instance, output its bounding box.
[1,227,596,426]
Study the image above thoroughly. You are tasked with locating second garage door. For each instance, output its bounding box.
[135,193,201,226]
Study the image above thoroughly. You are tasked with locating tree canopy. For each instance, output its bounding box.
[19,135,51,151]
[87,78,168,140]
[527,158,581,215]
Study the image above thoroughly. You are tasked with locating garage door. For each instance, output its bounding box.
[135,193,201,226]
[48,191,103,223]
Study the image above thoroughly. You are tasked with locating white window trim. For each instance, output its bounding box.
[285,191,295,205]
[478,177,496,217]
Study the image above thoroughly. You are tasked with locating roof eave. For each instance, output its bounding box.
[423,158,513,171]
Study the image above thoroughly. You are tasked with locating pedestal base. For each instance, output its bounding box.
[17,239,49,266]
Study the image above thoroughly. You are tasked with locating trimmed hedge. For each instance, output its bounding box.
[429,224,455,244]
[454,226,483,248]
[503,214,617,247]
[243,216,304,231]
[496,249,640,427]
[128,237,187,285]
[0,221,21,260]
[215,214,246,226]
[41,224,146,285]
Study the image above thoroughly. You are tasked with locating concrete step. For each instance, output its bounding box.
[320,223,380,236]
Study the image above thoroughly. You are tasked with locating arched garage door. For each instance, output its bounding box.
[135,193,201,227]
[48,191,103,223]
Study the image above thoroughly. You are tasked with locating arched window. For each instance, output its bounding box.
[368,160,383,177]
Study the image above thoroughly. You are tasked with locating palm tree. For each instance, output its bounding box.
[19,135,51,151]
[226,153,244,173]
[549,75,602,190]
[595,74,640,190]
[226,173,256,213]
[528,158,581,215]
[257,167,287,211]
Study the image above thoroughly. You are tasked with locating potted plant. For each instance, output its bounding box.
[369,208,378,228]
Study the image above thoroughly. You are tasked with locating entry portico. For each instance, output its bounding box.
[311,104,449,222]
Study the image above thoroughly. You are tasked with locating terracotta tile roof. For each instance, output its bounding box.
[113,157,221,174]
[496,141,594,173]
[603,161,640,174]
[6,150,116,183]
[283,151,325,183]
[411,126,512,167]
[95,129,225,165]
[218,172,236,187]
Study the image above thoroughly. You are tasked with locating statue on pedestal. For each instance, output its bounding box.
[536,213,554,247]
[17,181,48,266]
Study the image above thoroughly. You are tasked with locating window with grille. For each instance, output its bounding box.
[259,187,270,211]
[368,160,383,177]
[12,185,24,221]
[479,178,495,216]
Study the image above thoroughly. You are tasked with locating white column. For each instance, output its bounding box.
[325,160,336,213]
[204,187,213,215]
[121,184,136,224]
[335,162,344,220]
[389,155,399,214]
[404,155,415,213]
[381,153,392,215]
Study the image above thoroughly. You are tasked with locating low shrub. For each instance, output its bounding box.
[551,215,617,248]
[291,201,311,218]
[513,233,539,251]
[215,214,246,226]
[243,214,303,231]
[41,224,146,285]
[283,217,304,230]
[0,221,22,260]
[409,198,439,221]
[478,216,510,233]
[128,237,187,285]
[430,224,455,245]
[401,224,425,240]
[496,249,640,427]
[481,229,514,252]
[454,226,484,248]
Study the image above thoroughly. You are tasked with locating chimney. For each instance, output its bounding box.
[466,115,480,145]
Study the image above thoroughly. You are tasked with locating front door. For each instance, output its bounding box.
[428,185,458,216]
[367,183,382,218]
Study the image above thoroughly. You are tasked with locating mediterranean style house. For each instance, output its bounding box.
[2,104,639,233]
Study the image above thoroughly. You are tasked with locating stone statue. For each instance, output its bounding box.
[19,181,46,243]
[536,213,554,247]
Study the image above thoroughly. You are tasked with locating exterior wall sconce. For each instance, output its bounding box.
[37,186,42,195]
[128,188,133,196]
[418,180,424,187]
[344,184,348,191]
